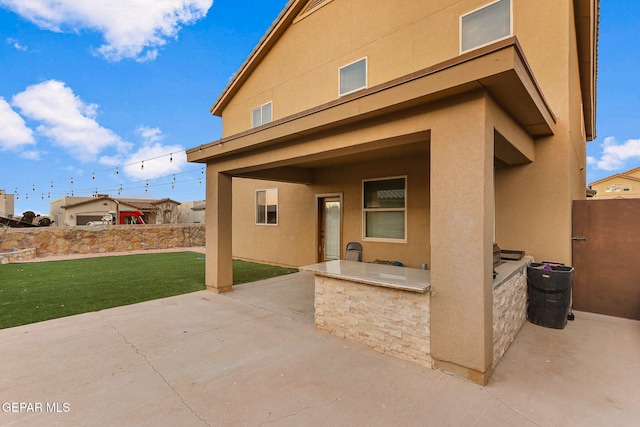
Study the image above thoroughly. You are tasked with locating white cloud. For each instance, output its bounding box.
[100,126,186,180]
[0,97,35,150]
[11,80,131,162]
[589,136,640,171]
[0,0,213,62]
[20,150,43,160]
[136,125,164,144]
[6,37,28,51]
[123,127,185,179]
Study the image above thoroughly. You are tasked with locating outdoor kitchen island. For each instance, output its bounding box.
[300,256,532,374]
[299,260,433,368]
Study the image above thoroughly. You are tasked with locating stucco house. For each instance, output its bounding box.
[187,0,598,384]
[0,189,15,218]
[50,195,181,225]
[588,166,640,199]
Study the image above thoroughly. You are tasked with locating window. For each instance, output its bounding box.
[251,102,272,128]
[605,184,631,193]
[256,188,278,225]
[460,0,511,53]
[363,177,406,241]
[339,57,367,97]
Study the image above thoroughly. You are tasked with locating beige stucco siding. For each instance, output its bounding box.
[232,178,316,267]
[232,150,430,269]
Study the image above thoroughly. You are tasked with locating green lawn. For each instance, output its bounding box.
[0,252,298,329]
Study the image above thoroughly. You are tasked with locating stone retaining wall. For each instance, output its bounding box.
[0,247,36,264]
[0,224,205,258]
[492,262,529,369]
[314,276,432,368]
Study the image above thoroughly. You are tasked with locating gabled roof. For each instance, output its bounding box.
[589,166,640,187]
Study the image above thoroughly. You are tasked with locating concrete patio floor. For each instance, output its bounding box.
[1,272,639,426]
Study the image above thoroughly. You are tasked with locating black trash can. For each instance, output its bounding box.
[527,262,573,329]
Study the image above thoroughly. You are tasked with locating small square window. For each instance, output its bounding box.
[251,102,272,128]
[339,57,367,97]
[256,188,278,225]
[461,0,511,53]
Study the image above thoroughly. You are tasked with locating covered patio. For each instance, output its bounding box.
[188,39,554,384]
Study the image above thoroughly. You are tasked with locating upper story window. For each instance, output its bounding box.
[460,0,512,53]
[363,176,406,242]
[605,184,631,193]
[256,188,278,225]
[339,57,367,97]
[252,102,272,128]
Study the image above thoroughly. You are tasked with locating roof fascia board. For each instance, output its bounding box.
[210,0,305,116]
[589,174,640,187]
[189,39,554,164]
[574,0,599,141]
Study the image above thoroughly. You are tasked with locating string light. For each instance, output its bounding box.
[9,152,204,203]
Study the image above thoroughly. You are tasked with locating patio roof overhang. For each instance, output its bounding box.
[188,38,555,170]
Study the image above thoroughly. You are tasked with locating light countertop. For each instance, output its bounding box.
[299,260,430,293]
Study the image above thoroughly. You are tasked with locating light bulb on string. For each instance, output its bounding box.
[50,181,54,190]
[92,173,95,181]
[32,184,35,192]
[70,177,74,185]
[170,153,173,163]
[115,167,119,176]
[141,161,144,170]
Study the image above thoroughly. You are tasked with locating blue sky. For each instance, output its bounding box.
[0,1,638,216]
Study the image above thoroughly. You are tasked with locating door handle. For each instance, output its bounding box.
[571,236,587,241]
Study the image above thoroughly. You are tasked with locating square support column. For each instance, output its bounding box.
[430,95,495,384]
[205,166,233,293]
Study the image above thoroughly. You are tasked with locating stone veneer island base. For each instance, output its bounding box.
[301,256,532,382]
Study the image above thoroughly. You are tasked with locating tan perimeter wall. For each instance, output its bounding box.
[0,224,205,258]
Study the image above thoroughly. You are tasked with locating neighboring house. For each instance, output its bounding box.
[588,166,640,199]
[0,189,15,218]
[50,195,181,226]
[187,0,598,383]
[177,200,206,223]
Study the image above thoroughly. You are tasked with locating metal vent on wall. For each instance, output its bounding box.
[305,0,327,14]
